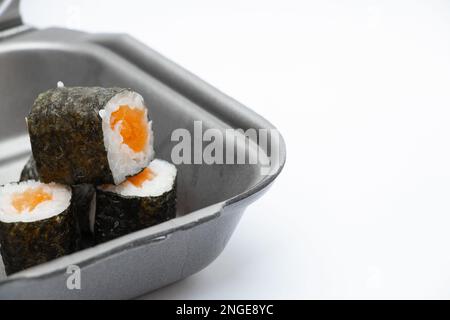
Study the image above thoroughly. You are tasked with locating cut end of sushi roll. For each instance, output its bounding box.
[0,180,71,223]
[99,90,154,185]
[99,159,176,197]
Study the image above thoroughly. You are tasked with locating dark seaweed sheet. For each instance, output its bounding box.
[94,180,177,244]
[27,87,128,185]
[0,204,78,275]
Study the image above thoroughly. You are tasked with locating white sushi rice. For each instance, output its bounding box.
[0,180,71,223]
[99,159,176,197]
[99,90,154,185]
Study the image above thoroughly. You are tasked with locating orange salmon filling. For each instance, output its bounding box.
[110,105,148,152]
[127,168,154,187]
[11,187,53,213]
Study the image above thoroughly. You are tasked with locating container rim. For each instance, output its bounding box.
[0,36,286,284]
[0,0,22,32]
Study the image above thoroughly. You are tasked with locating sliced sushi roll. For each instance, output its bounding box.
[27,87,154,185]
[20,156,95,238]
[0,181,78,275]
[95,159,177,243]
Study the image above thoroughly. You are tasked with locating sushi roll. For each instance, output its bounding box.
[0,181,77,275]
[20,156,95,238]
[94,159,177,243]
[27,87,154,185]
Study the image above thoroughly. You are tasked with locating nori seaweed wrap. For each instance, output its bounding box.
[27,86,154,185]
[71,184,95,237]
[20,156,39,182]
[94,159,177,243]
[0,181,78,275]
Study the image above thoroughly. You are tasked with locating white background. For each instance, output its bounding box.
[20,0,450,299]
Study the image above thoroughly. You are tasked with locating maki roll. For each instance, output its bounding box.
[95,159,177,243]
[27,87,154,185]
[0,181,77,275]
[20,156,95,237]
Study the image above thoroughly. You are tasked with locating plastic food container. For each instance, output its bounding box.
[0,0,286,299]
